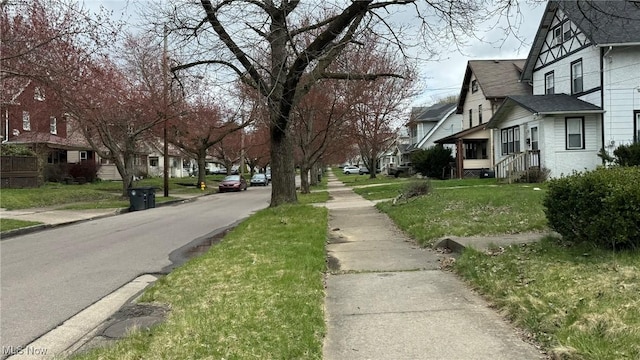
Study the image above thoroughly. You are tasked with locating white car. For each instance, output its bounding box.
[343,165,360,174]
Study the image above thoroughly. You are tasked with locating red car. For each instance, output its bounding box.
[218,175,247,192]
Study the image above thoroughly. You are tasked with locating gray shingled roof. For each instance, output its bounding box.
[486,94,604,128]
[456,59,532,113]
[558,1,640,45]
[469,60,531,98]
[410,102,457,123]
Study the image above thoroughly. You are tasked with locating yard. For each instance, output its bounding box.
[9,171,638,360]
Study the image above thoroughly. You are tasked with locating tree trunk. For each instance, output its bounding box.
[270,131,297,206]
[300,166,310,194]
[310,166,319,186]
[197,149,207,186]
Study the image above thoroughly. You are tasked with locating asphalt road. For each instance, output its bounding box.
[1,186,271,352]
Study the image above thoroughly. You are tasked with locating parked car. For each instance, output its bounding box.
[265,169,271,181]
[343,165,360,174]
[359,166,381,175]
[250,173,269,186]
[218,175,247,192]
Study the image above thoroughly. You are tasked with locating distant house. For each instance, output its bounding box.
[379,127,410,175]
[1,79,93,165]
[436,59,532,178]
[487,0,640,180]
[406,102,462,152]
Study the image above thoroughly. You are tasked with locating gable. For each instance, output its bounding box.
[523,1,640,82]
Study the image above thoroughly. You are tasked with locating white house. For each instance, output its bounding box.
[436,59,531,178]
[406,102,462,152]
[487,0,640,180]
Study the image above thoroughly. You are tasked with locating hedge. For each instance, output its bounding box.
[543,166,640,249]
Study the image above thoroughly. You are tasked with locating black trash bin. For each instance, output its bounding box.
[144,187,156,209]
[480,169,495,178]
[128,188,146,211]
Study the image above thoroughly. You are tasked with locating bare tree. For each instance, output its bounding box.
[154,0,521,206]
[292,81,351,193]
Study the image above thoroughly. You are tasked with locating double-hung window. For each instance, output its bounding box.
[478,104,483,124]
[50,116,57,135]
[571,59,583,94]
[469,109,473,128]
[545,72,555,95]
[566,117,584,149]
[22,111,31,131]
[501,126,520,155]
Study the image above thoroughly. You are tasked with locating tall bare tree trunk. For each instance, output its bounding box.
[197,149,207,186]
[270,127,297,206]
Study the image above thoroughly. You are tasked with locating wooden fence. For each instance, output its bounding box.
[1,156,39,188]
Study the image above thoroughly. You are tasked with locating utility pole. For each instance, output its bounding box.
[162,25,169,198]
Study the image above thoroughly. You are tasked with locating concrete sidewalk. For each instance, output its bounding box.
[322,171,546,360]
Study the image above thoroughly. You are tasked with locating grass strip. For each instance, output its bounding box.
[298,191,329,205]
[0,218,42,232]
[74,204,328,360]
[455,237,640,360]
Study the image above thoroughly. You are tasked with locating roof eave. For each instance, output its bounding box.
[597,42,640,47]
[536,110,605,116]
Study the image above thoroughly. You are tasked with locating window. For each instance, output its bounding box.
[634,111,640,143]
[22,111,30,130]
[471,80,478,93]
[545,72,555,95]
[571,59,583,94]
[34,87,45,101]
[50,116,57,134]
[552,21,572,46]
[80,151,88,161]
[469,109,473,128]
[150,157,159,167]
[501,126,520,155]
[478,104,483,124]
[566,117,584,149]
[464,141,488,160]
[531,127,539,150]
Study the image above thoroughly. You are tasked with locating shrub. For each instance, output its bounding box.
[68,160,101,183]
[515,167,550,183]
[613,142,640,166]
[393,179,432,205]
[411,145,454,179]
[44,163,70,182]
[0,144,35,156]
[543,167,640,249]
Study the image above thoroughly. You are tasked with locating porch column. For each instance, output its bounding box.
[456,138,464,179]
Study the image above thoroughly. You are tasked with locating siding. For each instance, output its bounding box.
[546,114,601,178]
[602,46,640,150]
[533,46,600,97]
[462,73,493,129]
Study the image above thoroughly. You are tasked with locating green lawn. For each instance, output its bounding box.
[1,177,220,210]
[73,205,328,360]
[10,167,633,359]
[0,218,42,232]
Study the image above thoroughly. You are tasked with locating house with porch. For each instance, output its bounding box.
[1,79,94,172]
[487,0,640,180]
[436,59,532,178]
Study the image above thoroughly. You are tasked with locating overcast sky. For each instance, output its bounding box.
[87,0,547,107]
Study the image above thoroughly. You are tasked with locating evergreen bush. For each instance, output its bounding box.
[543,167,640,249]
[411,145,454,179]
[613,142,640,166]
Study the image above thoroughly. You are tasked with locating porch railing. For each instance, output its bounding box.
[495,150,540,183]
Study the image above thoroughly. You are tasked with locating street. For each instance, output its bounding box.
[0,187,271,353]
